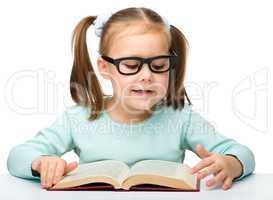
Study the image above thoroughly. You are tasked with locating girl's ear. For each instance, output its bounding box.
[97,57,111,80]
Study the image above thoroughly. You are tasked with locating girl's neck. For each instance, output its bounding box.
[104,96,153,124]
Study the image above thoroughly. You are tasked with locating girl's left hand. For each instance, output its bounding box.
[191,144,243,190]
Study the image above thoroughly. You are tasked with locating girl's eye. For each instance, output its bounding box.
[125,64,139,69]
[121,60,140,70]
[152,64,165,70]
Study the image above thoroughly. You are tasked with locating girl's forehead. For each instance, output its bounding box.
[107,23,170,57]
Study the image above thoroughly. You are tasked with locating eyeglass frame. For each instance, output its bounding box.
[101,50,177,75]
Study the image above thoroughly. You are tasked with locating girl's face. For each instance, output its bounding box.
[98,23,170,114]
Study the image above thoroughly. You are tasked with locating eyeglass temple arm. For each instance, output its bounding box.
[101,56,115,64]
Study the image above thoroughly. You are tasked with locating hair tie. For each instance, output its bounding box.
[93,12,171,37]
[93,12,113,37]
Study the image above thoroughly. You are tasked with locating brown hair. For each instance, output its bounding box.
[70,7,192,120]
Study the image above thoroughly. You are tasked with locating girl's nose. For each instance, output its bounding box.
[139,63,153,82]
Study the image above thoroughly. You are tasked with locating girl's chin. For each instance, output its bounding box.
[125,100,155,112]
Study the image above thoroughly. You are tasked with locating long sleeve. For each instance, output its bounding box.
[181,106,255,181]
[7,110,74,179]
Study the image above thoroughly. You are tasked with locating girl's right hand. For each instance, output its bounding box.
[31,156,78,188]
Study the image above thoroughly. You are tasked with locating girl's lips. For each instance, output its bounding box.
[131,89,155,97]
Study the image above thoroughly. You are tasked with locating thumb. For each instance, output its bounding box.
[195,144,211,159]
[31,159,41,171]
[65,161,78,174]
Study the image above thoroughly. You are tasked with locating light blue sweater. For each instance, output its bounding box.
[7,103,255,181]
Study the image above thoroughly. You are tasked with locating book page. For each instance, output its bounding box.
[59,160,130,184]
[128,160,197,188]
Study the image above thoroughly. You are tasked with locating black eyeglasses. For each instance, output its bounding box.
[101,51,177,75]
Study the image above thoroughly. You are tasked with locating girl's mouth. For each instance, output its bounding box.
[131,89,155,97]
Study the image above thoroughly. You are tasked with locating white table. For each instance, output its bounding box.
[0,173,272,200]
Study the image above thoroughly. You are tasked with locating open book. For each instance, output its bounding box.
[49,159,199,191]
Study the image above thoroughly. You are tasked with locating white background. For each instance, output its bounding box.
[0,0,272,174]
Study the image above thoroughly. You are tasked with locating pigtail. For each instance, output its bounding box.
[165,25,192,109]
[70,16,104,120]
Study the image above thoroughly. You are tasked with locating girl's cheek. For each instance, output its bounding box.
[158,75,169,95]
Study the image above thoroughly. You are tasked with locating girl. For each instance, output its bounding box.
[7,7,255,191]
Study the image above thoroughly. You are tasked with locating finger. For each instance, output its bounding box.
[195,144,212,159]
[222,177,233,190]
[40,161,49,188]
[206,170,226,188]
[191,157,214,174]
[53,162,65,185]
[65,161,78,174]
[32,159,41,172]
[197,164,221,180]
[46,162,57,188]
